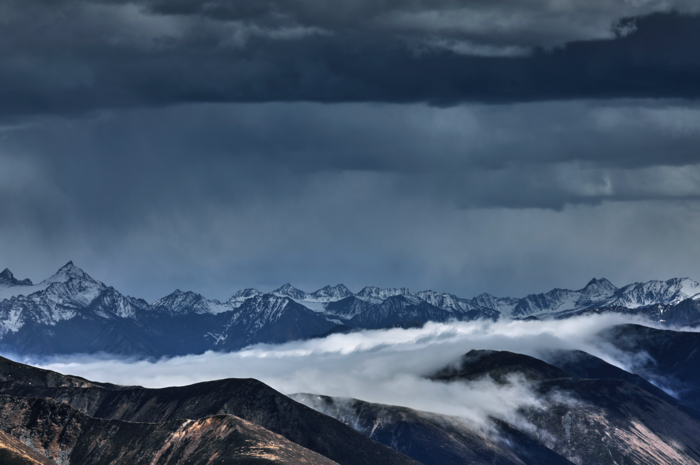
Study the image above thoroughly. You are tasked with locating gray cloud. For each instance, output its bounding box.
[2,101,700,300]
[29,315,649,430]
[2,1,700,302]
[1,2,700,118]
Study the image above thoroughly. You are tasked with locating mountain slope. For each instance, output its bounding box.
[432,350,700,465]
[0,356,420,465]
[290,393,574,465]
[596,324,700,409]
[0,394,340,465]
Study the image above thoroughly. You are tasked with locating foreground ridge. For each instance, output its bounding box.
[3,331,700,465]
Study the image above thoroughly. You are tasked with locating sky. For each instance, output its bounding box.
[2,1,700,302]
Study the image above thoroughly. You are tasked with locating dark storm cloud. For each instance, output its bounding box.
[1,0,700,118]
[2,1,700,301]
[2,101,700,300]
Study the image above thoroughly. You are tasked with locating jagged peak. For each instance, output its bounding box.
[417,289,454,297]
[318,283,351,292]
[357,285,380,293]
[273,283,307,299]
[157,289,204,301]
[356,286,415,300]
[583,277,617,290]
[310,284,353,298]
[232,288,263,298]
[666,277,699,285]
[473,292,495,299]
[41,261,94,285]
[0,268,33,286]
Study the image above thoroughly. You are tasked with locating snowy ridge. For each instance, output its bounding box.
[2,261,700,353]
[152,289,232,315]
[228,288,263,308]
[355,286,417,304]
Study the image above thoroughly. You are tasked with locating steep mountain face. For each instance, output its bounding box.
[290,394,574,465]
[227,288,263,307]
[608,278,700,308]
[545,349,700,420]
[151,290,232,315]
[0,356,420,465]
[273,283,309,301]
[0,428,58,465]
[471,293,520,314]
[289,348,700,465]
[0,394,341,465]
[525,378,700,465]
[595,324,700,409]
[432,350,700,465]
[309,285,354,302]
[348,296,459,329]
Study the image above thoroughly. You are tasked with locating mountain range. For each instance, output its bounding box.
[1,262,700,356]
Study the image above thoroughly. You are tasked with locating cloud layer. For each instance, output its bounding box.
[28,315,657,430]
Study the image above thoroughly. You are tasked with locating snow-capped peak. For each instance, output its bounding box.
[356,286,416,303]
[228,288,263,307]
[41,261,96,285]
[1,262,102,303]
[603,277,700,309]
[273,283,307,300]
[574,278,618,307]
[582,278,617,292]
[672,277,700,299]
[308,284,353,302]
[230,288,263,300]
[152,289,232,315]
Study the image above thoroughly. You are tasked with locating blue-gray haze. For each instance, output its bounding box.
[1,0,700,302]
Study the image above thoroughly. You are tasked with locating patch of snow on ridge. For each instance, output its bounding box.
[0,305,25,335]
[356,286,416,304]
[678,278,700,301]
[294,301,327,312]
[228,288,263,308]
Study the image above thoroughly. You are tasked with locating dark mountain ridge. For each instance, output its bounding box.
[0,393,341,465]
[0,355,419,465]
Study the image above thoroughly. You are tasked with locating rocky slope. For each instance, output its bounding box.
[293,348,700,465]
[595,324,700,409]
[3,337,700,464]
[440,350,700,465]
[0,394,340,465]
[290,393,574,465]
[0,356,419,465]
